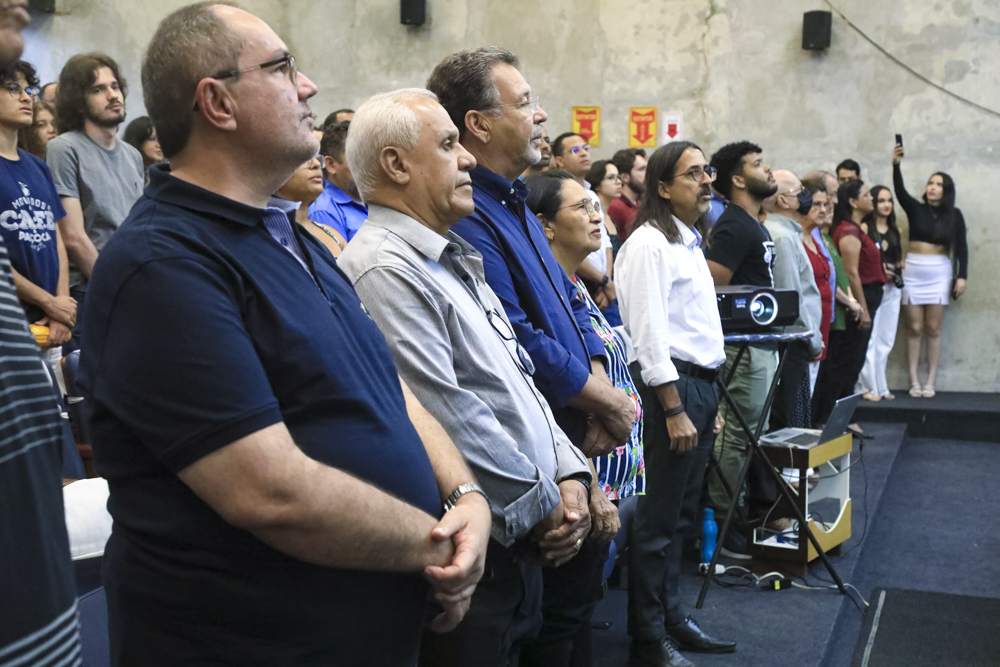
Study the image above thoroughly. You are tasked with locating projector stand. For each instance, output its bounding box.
[696,329,847,608]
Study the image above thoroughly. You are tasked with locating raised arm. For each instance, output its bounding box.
[892,147,921,217]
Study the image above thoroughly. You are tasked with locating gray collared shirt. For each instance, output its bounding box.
[338,204,589,546]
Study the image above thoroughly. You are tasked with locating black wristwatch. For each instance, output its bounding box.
[601,275,610,286]
[563,473,592,494]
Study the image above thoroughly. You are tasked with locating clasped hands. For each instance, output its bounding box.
[423,492,491,633]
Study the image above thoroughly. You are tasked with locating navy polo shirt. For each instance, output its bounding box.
[81,164,440,665]
[452,166,606,446]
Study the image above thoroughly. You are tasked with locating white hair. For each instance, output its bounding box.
[346,88,439,203]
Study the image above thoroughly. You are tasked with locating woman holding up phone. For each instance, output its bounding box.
[892,144,968,398]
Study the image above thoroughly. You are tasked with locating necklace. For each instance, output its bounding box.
[309,219,345,250]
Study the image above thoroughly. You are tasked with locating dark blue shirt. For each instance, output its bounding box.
[81,164,440,665]
[452,166,606,446]
[0,150,67,322]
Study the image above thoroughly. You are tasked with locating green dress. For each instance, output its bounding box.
[822,230,850,331]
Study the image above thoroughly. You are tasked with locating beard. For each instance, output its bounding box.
[86,105,126,129]
[746,173,778,201]
[629,175,645,197]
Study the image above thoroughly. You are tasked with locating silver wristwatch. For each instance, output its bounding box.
[443,482,489,512]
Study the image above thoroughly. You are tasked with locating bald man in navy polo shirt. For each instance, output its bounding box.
[81,5,490,664]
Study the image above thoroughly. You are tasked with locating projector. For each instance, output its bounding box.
[716,285,799,331]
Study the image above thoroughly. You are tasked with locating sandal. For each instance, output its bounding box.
[862,391,882,402]
[909,384,923,397]
[883,392,896,400]
[921,384,936,398]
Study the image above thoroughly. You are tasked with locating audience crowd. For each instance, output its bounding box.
[0,2,971,667]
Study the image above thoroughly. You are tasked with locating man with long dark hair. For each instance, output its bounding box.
[46,52,143,351]
[616,141,734,667]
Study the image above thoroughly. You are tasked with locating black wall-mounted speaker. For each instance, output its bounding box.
[28,0,56,12]
[802,10,832,50]
[401,0,426,26]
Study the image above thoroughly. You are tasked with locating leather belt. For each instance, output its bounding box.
[671,358,721,384]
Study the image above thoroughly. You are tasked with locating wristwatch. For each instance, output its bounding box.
[601,275,610,286]
[443,483,489,512]
[564,473,592,494]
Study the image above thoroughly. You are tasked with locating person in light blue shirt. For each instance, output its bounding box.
[308,120,368,241]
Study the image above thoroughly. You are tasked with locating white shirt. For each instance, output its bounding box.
[615,218,726,387]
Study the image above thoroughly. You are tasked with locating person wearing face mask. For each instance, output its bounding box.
[815,180,887,425]
[857,185,903,401]
[892,145,967,398]
[762,170,824,431]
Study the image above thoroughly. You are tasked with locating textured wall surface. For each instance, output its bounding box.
[21,0,1000,391]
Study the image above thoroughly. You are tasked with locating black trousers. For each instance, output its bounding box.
[769,341,811,432]
[420,540,535,667]
[814,283,883,424]
[627,369,718,640]
[519,538,608,667]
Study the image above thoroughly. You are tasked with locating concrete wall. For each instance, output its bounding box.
[22,0,1000,391]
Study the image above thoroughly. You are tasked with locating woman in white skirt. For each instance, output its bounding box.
[892,144,968,397]
[858,185,904,401]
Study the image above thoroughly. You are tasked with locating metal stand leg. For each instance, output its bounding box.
[697,343,847,608]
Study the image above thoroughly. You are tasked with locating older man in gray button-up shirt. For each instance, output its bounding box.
[337,89,591,666]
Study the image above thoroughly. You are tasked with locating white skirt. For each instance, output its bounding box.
[901,253,951,305]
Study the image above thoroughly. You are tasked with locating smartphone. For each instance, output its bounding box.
[895,133,903,148]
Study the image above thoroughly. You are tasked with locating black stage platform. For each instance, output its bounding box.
[593,395,1000,666]
[854,391,1000,443]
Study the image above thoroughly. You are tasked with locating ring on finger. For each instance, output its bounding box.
[575,538,583,549]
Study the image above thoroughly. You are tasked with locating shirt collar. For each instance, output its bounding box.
[617,194,638,209]
[366,204,461,263]
[146,163,272,227]
[266,196,302,214]
[323,179,360,205]
[766,211,802,232]
[470,165,527,205]
[675,216,702,249]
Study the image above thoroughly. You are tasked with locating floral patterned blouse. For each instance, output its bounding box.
[571,276,645,499]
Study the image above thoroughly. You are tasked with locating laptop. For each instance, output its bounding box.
[760,393,862,448]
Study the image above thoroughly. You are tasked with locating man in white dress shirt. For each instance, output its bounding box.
[616,142,735,667]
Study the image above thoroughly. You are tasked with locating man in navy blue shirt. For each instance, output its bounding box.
[82,5,490,665]
[428,47,636,667]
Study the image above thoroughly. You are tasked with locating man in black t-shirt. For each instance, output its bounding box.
[703,141,780,555]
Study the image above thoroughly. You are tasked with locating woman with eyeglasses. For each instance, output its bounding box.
[17,99,56,158]
[857,185,903,401]
[815,180,887,425]
[524,169,644,608]
[273,156,346,259]
[586,159,624,257]
[892,145,967,398]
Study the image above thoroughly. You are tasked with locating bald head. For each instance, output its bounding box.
[764,169,802,214]
[804,168,838,205]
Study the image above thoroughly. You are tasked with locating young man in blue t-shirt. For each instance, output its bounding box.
[0,59,74,376]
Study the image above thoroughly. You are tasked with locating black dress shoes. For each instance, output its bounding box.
[629,637,695,667]
[665,616,736,654]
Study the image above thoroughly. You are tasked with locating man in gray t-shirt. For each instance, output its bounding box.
[47,53,144,349]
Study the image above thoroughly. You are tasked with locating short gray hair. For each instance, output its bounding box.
[142,1,245,158]
[346,88,439,203]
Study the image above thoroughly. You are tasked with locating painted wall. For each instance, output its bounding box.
[22,0,1000,391]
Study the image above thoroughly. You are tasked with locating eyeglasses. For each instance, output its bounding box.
[604,173,622,182]
[812,201,832,209]
[213,53,298,85]
[678,165,717,182]
[567,144,590,155]
[3,82,39,99]
[481,96,540,116]
[559,198,600,216]
[487,308,535,376]
[194,54,298,111]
